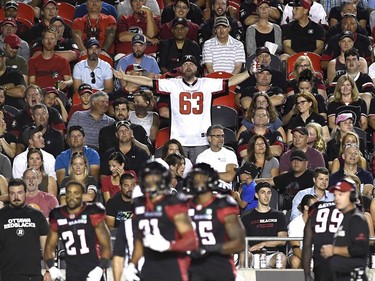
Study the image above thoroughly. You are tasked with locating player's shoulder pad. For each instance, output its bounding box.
[87,202,106,214]
[165,193,188,204]
[216,194,238,207]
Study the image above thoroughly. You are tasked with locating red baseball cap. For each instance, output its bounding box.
[1,17,17,27]
[4,34,21,49]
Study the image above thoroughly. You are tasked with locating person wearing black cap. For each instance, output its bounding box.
[322,15,371,72]
[325,31,368,85]
[30,16,79,62]
[238,63,285,111]
[202,16,245,74]
[232,162,259,214]
[72,0,117,55]
[55,125,100,186]
[28,28,73,90]
[198,0,243,48]
[12,124,56,179]
[30,0,73,43]
[100,120,150,176]
[159,0,199,41]
[240,181,287,269]
[320,178,369,281]
[116,33,160,79]
[282,0,325,55]
[114,54,252,163]
[73,37,113,93]
[68,83,93,120]
[279,126,325,173]
[273,149,315,210]
[115,0,159,54]
[158,17,201,74]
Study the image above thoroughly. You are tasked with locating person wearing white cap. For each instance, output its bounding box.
[202,16,246,74]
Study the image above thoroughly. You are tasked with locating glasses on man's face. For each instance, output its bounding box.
[91,72,96,84]
[296,100,308,106]
[210,134,225,139]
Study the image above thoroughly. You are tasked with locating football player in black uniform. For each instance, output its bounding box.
[302,200,343,281]
[187,163,245,281]
[44,181,112,281]
[320,179,369,281]
[123,161,198,281]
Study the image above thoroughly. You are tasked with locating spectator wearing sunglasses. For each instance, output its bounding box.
[73,38,113,94]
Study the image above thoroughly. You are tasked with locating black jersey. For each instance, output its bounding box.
[0,206,48,279]
[49,203,106,280]
[305,201,343,267]
[188,194,239,281]
[133,193,190,281]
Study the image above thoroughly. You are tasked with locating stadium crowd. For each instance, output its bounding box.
[1,0,375,278]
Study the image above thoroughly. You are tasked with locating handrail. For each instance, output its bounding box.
[244,236,375,268]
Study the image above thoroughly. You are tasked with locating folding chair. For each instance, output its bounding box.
[17,3,34,24]
[212,105,238,132]
[57,2,76,25]
[286,52,321,78]
[155,127,170,149]
[205,71,236,92]
[3,104,19,116]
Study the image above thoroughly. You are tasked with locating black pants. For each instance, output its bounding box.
[314,263,334,281]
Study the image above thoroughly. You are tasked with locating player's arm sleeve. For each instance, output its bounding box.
[347,215,370,257]
[302,217,313,277]
[113,222,127,257]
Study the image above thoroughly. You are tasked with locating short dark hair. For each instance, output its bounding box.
[112,98,129,110]
[313,167,329,178]
[165,153,185,167]
[8,178,27,192]
[206,124,224,137]
[344,48,359,60]
[120,172,135,185]
[298,194,317,213]
[65,180,85,193]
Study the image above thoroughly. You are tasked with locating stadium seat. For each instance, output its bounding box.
[212,90,238,111]
[286,52,321,78]
[212,105,238,132]
[3,105,19,116]
[17,3,34,25]
[155,127,170,149]
[223,127,237,152]
[205,71,236,92]
[0,8,5,21]
[16,17,32,29]
[57,2,76,25]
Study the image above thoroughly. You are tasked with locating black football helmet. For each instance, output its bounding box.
[138,161,172,196]
[186,163,219,194]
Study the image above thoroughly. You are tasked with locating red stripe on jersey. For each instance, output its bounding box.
[165,203,189,221]
[154,80,171,96]
[50,218,58,232]
[212,79,229,97]
[90,212,105,227]
[176,254,190,281]
[217,206,240,224]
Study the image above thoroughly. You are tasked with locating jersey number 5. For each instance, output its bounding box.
[180,92,204,115]
[62,229,90,255]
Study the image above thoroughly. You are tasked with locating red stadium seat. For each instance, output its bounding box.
[57,2,76,25]
[16,17,32,29]
[17,3,34,25]
[0,8,5,21]
[155,127,170,149]
[286,51,322,78]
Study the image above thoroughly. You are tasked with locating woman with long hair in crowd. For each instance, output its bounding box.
[59,152,98,204]
[245,134,279,181]
[27,148,57,196]
[160,139,193,177]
